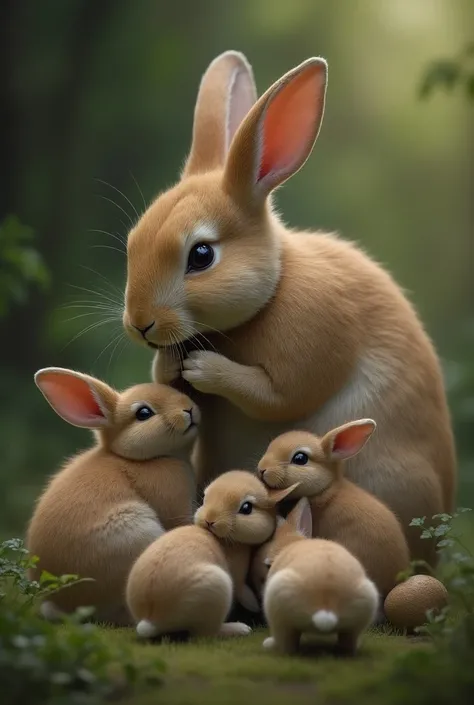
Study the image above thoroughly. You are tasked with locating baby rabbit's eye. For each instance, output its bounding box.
[135,405,155,421]
[186,243,215,273]
[238,501,253,515]
[292,451,309,466]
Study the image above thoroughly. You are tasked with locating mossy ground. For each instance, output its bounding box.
[100,624,430,705]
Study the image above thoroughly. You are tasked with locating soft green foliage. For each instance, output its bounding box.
[0,539,164,705]
[0,216,49,318]
[361,509,474,705]
[420,42,474,99]
[0,538,83,599]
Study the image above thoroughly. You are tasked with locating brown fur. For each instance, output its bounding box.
[27,367,198,624]
[194,470,297,608]
[257,423,411,596]
[122,51,456,564]
[126,525,250,639]
[260,499,379,655]
[126,470,295,638]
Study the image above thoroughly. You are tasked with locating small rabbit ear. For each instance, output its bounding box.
[288,497,312,538]
[34,367,117,429]
[224,57,327,206]
[183,51,257,177]
[321,419,376,462]
[267,482,300,504]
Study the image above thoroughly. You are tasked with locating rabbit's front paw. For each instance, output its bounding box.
[181,351,230,394]
[151,348,181,384]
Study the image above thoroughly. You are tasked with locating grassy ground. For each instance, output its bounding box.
[103,625,429,705]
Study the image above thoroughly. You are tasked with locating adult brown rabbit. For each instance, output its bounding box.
[27,367,198,625]
[121,50,456,562]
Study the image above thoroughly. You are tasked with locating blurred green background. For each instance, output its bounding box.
[1,0,473,538]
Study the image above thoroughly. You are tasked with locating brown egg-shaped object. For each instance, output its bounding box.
[384,574,448,630]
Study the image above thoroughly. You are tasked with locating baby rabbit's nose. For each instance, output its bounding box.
[258,468,266,479]
[206,520,215,528]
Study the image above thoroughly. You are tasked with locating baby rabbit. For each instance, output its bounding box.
[257,420,410,599]
[27,367,199,625]
[126,470,295,639]
[261,497,379,655]
[122,50,455,566]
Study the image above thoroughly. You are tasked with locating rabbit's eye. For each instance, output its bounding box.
[186,243,215,273]
[135,405,155,421]
[291,451,309,465]
[238,501,253,515]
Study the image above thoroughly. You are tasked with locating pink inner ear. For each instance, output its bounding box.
[258,65,324,185]
[38,373,106,428]
[297,499,313,537]
[332,423,374,457]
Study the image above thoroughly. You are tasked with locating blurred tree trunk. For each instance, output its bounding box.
[0,0,20,217]
[1,0,119,370]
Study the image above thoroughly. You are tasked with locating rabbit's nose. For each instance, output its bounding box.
[206,520,215,528]
[132,321,155,340]
[258,468,266,479]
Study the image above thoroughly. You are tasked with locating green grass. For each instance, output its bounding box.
[99,625,429,705]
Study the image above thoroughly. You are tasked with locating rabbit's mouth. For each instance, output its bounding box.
[184,423,198,439]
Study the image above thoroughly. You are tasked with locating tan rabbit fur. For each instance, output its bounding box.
[194,469,297,611]
[27,367,199,624]
[122,50,456,563]
[126,470,295,638]
[257,420,411,596]
[261,498,379,655]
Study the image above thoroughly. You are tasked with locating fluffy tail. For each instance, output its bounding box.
[136,619,159,638]
[312,609,338,632]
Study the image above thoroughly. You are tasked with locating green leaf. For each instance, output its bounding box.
[434,524,451,537]
[432,513,452,523]
[39,570,59,585]
[437,539,455,548]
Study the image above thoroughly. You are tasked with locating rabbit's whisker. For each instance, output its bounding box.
[90,244,125,256]
[95,178,140,223]
[61,317,120,352]
[97,194,135,229]
[79,265,125,299]
[88,228,127,251]
[130,171,147,212]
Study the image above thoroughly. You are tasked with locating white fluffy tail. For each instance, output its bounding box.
[312,610,338,632]
[136,619,159,639]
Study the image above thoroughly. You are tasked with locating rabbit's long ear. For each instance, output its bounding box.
[183,51,257,177]
[267,482,300,505]
[223,57,327,207]
[321,419,376,462]
[287,497,313,538]
[34,367,117,429]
